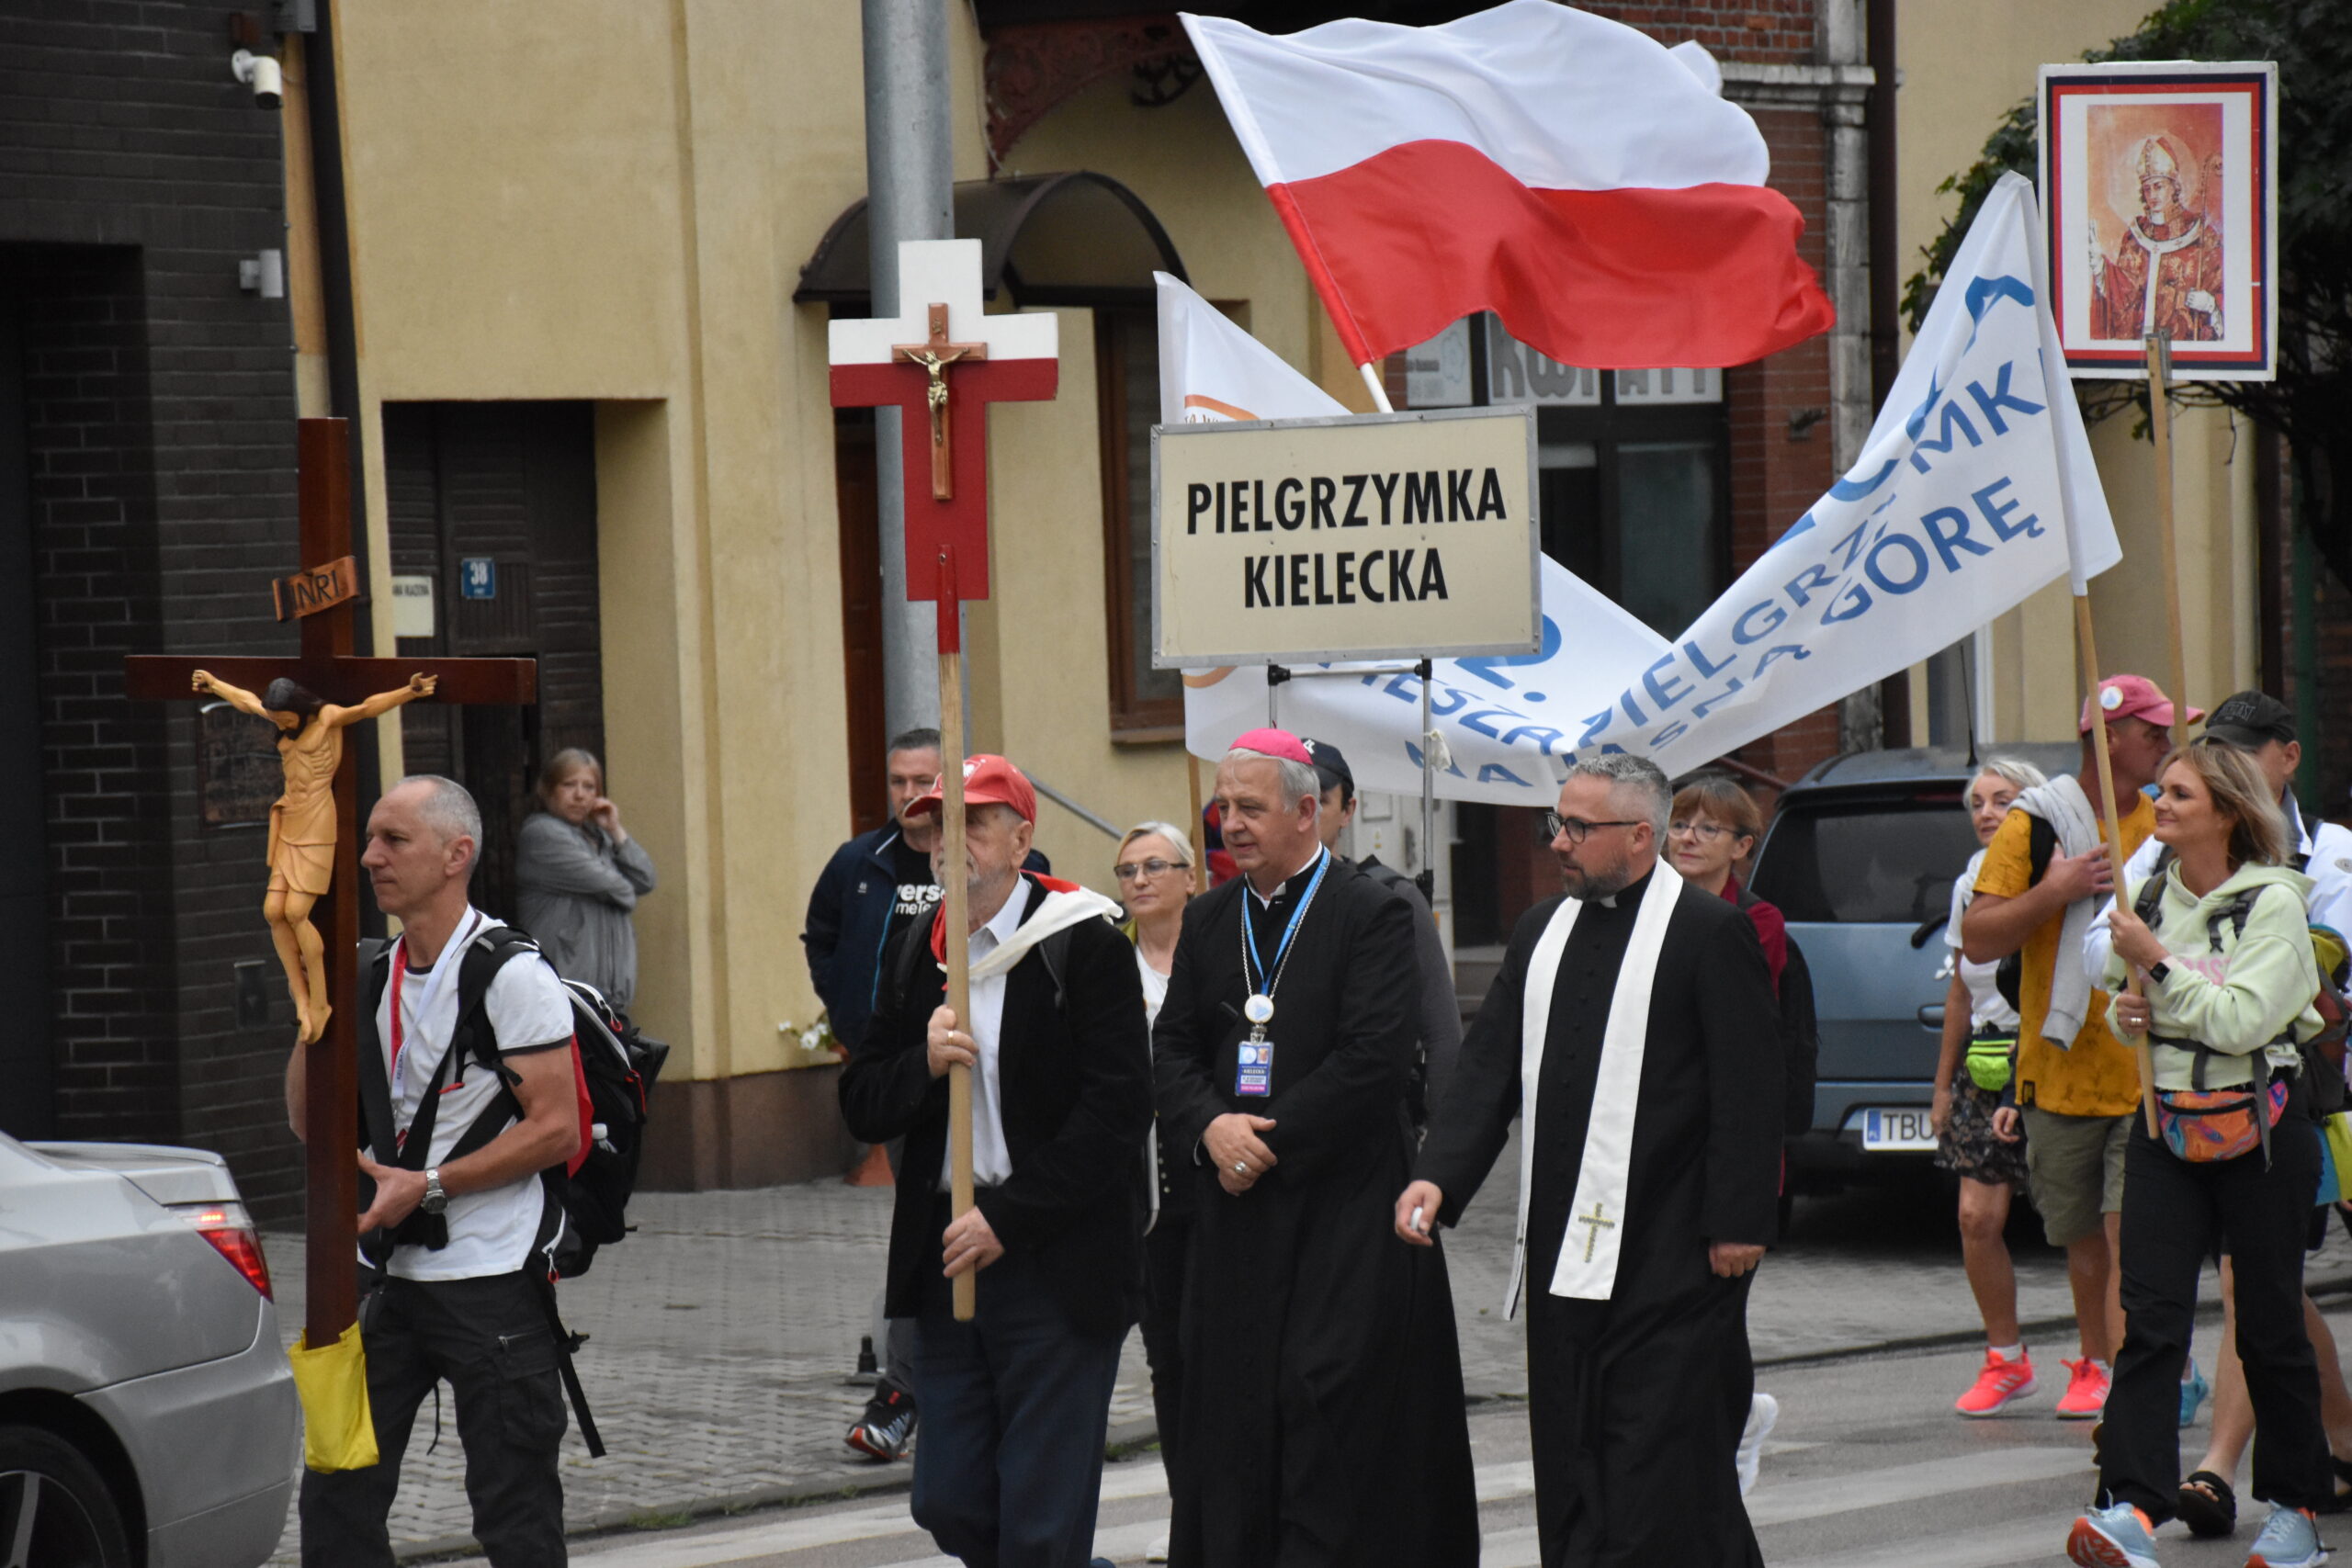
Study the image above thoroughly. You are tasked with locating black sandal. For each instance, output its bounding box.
[2177,1470,2236,1539]
[2321,1455,2352,1513]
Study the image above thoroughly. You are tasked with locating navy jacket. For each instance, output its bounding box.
[801,824,1049,1051]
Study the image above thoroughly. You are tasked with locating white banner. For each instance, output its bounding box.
[1575,172,2120,773]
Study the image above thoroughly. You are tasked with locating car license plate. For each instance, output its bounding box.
[1860,1107,1938,1151]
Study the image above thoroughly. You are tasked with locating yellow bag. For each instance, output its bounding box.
[288,1322,379,1472]
[2325,1112,2352,1204]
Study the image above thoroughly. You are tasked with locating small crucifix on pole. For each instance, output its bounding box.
[123,418,538,1379]
[830,239,1058,1320]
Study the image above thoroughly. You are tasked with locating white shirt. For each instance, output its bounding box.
[2083,793,2352,980]
[938,889,1025,1191]
[1136,948,1171,1028]
[1942,849,2021,1032]
[377,908,578,1281]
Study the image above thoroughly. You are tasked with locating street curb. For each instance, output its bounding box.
[396,1273,2352,1561]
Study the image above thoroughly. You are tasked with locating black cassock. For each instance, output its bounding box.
[1418,868,1781,1568]
[1153,853,1478,1568]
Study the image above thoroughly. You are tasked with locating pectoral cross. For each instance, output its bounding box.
[1575,1201,1617,1263]
[893,304,989,502]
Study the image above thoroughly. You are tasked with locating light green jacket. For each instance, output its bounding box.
[2101,860,2323,1091]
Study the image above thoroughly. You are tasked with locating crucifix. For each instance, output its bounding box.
[1574,1202,1616,1264]
[123,418,538,1371]
[830,239,1058,1318]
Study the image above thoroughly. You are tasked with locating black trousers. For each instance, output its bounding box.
[1140,1208,1193,1500]
[299,1272,568,1567]
[2100,1102,2332,1518]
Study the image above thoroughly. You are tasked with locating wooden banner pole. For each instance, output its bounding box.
[2145,331,2191,750]
[936,552,977,1323]
[2076,596,2161,1138]
[1187,754,1208,895]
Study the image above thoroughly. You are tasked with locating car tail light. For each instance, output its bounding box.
[175,1201,274,1299]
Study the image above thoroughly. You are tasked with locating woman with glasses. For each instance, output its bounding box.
[1114,820,1196,1565]
[1668,774,1784,993]
[1933,758,2048,1416]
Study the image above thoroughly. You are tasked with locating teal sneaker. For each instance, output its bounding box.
[2243,1506,2324,1568]
[2180,1359,2213,1427]
[2069,1503,2159,1568]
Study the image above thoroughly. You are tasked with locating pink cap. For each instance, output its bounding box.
[906,754,1037,824]
[2079,674,2205,733]
[1228,728,1313,764]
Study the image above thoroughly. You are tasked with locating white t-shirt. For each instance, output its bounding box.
[1943,849,2021,1033]
[1136,947,1171,1028]
[376,908,578,1282]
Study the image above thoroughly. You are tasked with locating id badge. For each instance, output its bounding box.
[1236,1037,1273,1097]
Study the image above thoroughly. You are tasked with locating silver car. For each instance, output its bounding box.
[0,1134,299,1567]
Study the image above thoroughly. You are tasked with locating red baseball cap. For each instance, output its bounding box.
[2078,674,2205,734]
[906,753,1037,824]
[1228,727,1313,765]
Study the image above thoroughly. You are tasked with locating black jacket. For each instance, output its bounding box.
[838,875,1153,1337]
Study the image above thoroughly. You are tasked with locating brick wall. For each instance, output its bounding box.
[1577,1,1818,63]
[1,5,306,1215]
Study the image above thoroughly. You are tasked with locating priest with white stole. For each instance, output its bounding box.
[1397,753,1782,1567]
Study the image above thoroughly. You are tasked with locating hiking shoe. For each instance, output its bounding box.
[2181,1359,2213,1427]
[2068,1503,2160,1568]
[1736,1392,1779,1496]
[2244,1505,2324,1568]
[1956,1348,2039,1416]
[846,1381,917,1461]
[2058,1358,2112,1419]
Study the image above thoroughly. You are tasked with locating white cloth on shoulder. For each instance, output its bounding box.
[2009,774,2102,1047]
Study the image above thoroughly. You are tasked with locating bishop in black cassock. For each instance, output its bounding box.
[1404,758,1781,1568]
[1155,733,1478,1568]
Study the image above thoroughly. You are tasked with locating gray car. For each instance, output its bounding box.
[1749,743,2079,1192]
[0,1133,299,1567]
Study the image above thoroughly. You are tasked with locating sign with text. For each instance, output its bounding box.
[1152,407,1538,667]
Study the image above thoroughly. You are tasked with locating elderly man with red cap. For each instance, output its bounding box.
[839,754,1152,1568]
[1151,728,1478,1568]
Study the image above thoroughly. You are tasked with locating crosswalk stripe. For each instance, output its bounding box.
[1745,1445,2088,1529]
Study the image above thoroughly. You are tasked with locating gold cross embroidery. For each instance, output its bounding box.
[893,303,989,501]
[1574,1202,1616,1263]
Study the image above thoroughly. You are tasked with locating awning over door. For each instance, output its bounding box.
[795,172,1186,310]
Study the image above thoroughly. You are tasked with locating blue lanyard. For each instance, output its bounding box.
[1240,849,1330,997]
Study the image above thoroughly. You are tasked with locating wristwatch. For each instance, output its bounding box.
[2146,960,2172,987]
[421,1168,449,1215]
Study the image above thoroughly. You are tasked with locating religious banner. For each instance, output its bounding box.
[1152,405,1539,667]
[2040,59,2277,380]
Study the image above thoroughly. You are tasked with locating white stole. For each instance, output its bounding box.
[1504,863,1684,1315]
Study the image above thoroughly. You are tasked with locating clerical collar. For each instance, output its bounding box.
[1247,849,1327,909]
[1591,865,1657,910]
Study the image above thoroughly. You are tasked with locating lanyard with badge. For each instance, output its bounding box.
[1236,850,1330,1098]
[387,908,482,1152]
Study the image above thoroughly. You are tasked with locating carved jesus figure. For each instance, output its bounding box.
[192,669,437,1043]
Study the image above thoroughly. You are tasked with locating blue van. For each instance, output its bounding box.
[1748,742,2079,1191]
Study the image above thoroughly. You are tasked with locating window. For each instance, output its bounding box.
[1749,794,1976,925]
[1097,306,1181,736]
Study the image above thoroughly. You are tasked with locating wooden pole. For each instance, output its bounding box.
[1186,754,1208,895]
[2146,331,2191,750]
[2076,596,2161,1139]
[936,553,977,1322]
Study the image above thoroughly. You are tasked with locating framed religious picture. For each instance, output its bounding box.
[2039,60,2276,382]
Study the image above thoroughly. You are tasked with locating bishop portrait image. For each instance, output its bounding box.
[2039,60,2278,381]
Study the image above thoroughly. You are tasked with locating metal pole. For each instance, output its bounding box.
[864,0,955,737]
[1418,657,1435,904]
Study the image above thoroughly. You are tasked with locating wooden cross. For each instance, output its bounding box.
[894,303,989,502]
[1574,1201,1616,1263]
[830,240,1058,1318]
[123,417,537,1350]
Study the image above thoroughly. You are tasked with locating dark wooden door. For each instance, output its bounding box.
[836,411,887,836]
[0,295,51,1137]
[384,402,601,920]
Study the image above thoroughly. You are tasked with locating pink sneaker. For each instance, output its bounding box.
[2056,1357,2110,1419]
[1954,1348,2038,1416]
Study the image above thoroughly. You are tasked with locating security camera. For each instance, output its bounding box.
[232,49,283,110]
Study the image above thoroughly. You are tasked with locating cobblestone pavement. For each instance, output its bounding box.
[263,1140,2352,1562]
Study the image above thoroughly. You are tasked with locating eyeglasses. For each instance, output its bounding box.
[1114,857,1184,882]
[1667,818,1733,842]
[1544,812,1643,845]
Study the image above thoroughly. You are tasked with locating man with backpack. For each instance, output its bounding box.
[1964,674,2188,1421]
[293,775,581,1568]
[839,755,1151,1568]
[1300,737,1462,1123]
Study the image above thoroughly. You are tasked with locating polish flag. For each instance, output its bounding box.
[1182,1,1835,371]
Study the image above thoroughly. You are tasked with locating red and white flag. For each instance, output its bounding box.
[1182,1,1834,371]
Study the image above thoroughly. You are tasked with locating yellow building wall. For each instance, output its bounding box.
[1896,0,2254,745]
